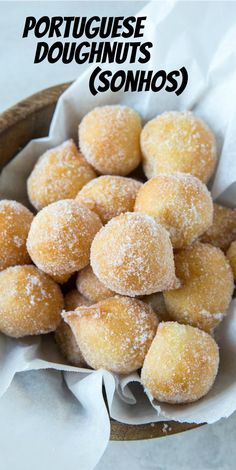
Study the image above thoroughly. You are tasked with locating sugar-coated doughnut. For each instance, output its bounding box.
[76,265,115,302]
[91,212,178,297]
[201,203,236,252]
[141,322,219,404]
[79,106,142,175]
[164,242,234,333]
[227,241,236,279]
[0,265,63,337]
[27,140,96,210]
[27,199,102,283]
[135,173,213,249]
[64,289,92,311]
[55,320,87,367]
[63,296,158,374]
[141,293,170,322]
[76,175,142,224]
[141,111,217,183]
[0,200,33,271]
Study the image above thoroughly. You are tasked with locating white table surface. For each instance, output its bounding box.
[0,2,236,469]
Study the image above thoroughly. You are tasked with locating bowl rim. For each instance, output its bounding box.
[0,82,202,440]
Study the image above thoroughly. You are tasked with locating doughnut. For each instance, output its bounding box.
[141,322,219,404]
[76,265,115,302]
[164,242,234,333]
[64,289,92,311]
[141,111,217,183]
[90,212,178,297]
[0,265,63,337]
[76,175,142,224]
[55,321,87,367]
[0,200,33,271]
[201,203,236,252]
[227,241,236,279]
[141,293,170,322]
[27,140,96,210]
[79,105,142,175]
[63,296,158,374]
[135,172,213,249]
[27,199,102,283]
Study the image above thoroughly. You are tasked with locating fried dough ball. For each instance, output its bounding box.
[141,293,170,322]
[79,106,142,175]
[164,243,234,333]
[27,199,102,283]
[91,212,178,297]
[27,140,96,210]
[76,265,115,302]
[63,296,158,374]
[0,265,63,338]
[227,241,236,279]
[201,203,236,252]
[141,322,219,404]
[55,321,87,367]
[0,200,33,271]
[76,175,142,224]
[64,289,92,311]
[135,173,213,249]
[141,111,217,183]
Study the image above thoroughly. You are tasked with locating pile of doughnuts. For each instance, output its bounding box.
[1,106,235,406]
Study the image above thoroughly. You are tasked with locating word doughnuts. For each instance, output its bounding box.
[91,212,178,296]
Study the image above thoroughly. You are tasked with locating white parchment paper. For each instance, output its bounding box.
[0,1,236,467]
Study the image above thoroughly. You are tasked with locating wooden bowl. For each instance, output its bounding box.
[0,83,199,440]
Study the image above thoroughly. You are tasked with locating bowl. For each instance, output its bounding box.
[0,83,199,440]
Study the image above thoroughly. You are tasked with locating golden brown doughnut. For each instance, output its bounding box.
[90,212,178,297]
[141,111,217,183]
[201,203,236,252]
[164,242,234,333]
[141,322,219,403]
[27,140,96,210]
[76,175,142,224]
[63,296,158,374]
[79,105,142,175]
[0,265,63,337]
[0,200,33,271]
[64,289,92,311]
[141,293,170,322]
[135,172,213,249]
[27,199,102,283]
[55,321,87,367]
[227,241,236,280]
[76,265,115,302]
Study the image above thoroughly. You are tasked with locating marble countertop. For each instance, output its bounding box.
[0,2,235,469]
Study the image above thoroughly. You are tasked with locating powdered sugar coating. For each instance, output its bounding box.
[141,322,219,404]
[201,203,236,252]
[141,111,217,183]
[55,320,87,367]
[0,200,33,270]
[27,140,96,211]
[164,242,234,333]
[76,175,142,224]
[79,105,142,175]
[227,240,236,280]
[0,265,63,337]
[63,296,158,374]
[27,199,102,283]
[90,212,178,296]
[76,265,115,302]
[135,172,213,249]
